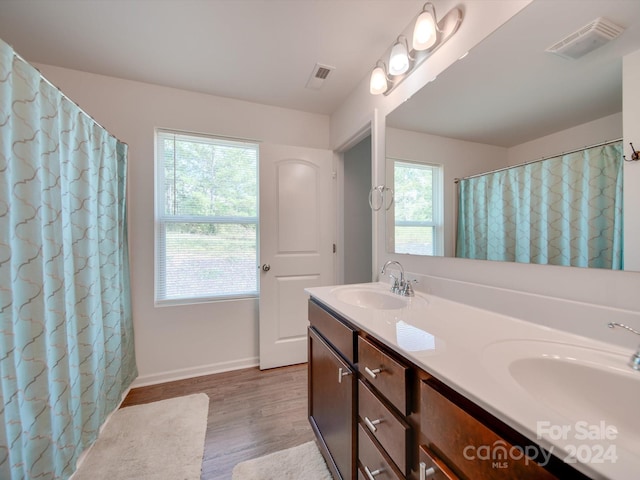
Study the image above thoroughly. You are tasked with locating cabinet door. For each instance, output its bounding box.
[309,327,356,480]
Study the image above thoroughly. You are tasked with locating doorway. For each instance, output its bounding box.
[342,135,373,284]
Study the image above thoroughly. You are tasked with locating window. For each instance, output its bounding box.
[393,160,442,256]
[155,130,258,304]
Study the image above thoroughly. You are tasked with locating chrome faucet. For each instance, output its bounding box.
[607,322,640,371]
[381,260,414,297]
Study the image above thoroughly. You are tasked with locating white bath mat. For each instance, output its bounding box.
[231,441,332,480]
[73,393,209,480]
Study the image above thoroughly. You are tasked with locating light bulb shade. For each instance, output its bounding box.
[369,65,388,95]
[413,10,438,50]
[388,40,410,76]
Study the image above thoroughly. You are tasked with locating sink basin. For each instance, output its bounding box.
[483,340,640,451]
[333,287,408,310]
[509,356,640,436]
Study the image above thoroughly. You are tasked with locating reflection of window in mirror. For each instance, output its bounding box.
[392,159,443,256]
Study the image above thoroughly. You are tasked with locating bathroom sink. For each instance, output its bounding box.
[483,340,640,450]
[333,287,409,310]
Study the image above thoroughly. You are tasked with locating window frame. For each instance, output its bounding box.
[390,158,444,256]
[154,128,259,306]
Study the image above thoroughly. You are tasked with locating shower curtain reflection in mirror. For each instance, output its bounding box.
[456,141,623,269]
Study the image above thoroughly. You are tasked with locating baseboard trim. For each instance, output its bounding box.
[130,356,260,388]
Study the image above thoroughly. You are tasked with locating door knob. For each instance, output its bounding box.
[262,264,271,272]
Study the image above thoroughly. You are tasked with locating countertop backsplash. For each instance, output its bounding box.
[389,272,640,351]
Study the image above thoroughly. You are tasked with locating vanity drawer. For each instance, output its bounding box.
[420,380,557,480]
[358,424,403,480]
[358,336,410,414]
[309,299,357,363]
[359,380,410,475]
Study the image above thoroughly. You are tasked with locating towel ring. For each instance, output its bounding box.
[369,185,385,211]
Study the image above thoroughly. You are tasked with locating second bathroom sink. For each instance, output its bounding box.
[483,339,640,453]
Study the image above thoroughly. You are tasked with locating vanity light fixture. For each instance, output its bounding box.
[369,61,390,95]
[369,2,462,96]
[412,3,439,51]
[389,36,412,76]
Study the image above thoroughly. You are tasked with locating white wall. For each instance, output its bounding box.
[507,113,622,165]
[623,50,640,271]
[36,64,330,386]
[386,128,507,256]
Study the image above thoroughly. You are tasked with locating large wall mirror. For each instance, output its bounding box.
[385,0,640,270]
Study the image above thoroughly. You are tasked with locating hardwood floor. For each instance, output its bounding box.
[121,363,315,479]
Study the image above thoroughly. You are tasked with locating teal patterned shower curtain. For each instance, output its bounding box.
[0,39,137,479]
[456,141,623,269]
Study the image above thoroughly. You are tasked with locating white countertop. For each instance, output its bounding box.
[306,282,640,480]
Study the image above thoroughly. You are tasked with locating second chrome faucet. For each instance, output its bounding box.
[608,322,640,371]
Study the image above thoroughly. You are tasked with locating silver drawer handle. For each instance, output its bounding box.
[364,366,382,379]
[364,466,384,480]
[419,462,437,480]
[338,367,351,384]
[364,416,382,433]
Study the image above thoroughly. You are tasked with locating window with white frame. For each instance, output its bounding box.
[393,159,443,256]
[155,130,258,304]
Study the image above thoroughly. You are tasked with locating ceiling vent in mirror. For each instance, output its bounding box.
[305,63,335,90]
[546,17,624,60]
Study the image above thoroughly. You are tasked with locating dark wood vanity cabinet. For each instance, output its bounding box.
[308,300,357,480]
[308,299,588,480]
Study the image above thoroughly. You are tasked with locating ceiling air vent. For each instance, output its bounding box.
[546,17,624,60]
[305,63,335,90]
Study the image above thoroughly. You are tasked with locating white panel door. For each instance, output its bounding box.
[259,143,335,369]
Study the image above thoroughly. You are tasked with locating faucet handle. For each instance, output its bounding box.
[388,273,400,293]
[399,279,415,297]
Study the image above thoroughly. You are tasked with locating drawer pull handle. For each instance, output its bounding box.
[364,366,382,379]
[419,462,437,480]
[364,466,385,480]
[364,416,382,433]
[338,367,351,383]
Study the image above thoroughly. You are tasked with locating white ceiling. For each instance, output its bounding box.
[387,0,640,147]
[2,0,639,143]
[0,0,425,115]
